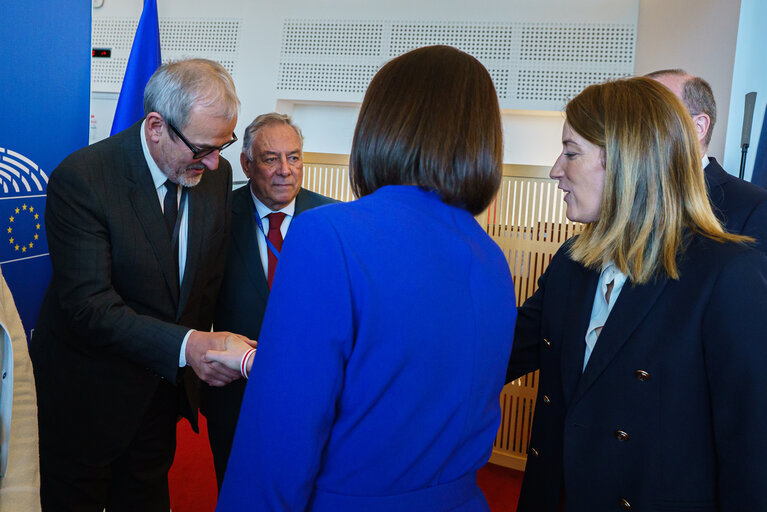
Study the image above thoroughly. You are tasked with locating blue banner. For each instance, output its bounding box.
[111,0,161,135]
[752,104,767,189]
[0,1,91,337]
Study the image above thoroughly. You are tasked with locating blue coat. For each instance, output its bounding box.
[217,185,517,511]
[507,235,767,512]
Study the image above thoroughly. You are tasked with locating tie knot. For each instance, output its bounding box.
[165,180,178,195]
[267,212,286,232]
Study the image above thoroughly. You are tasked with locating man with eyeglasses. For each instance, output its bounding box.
[30,58,255,511]
[200,113,337,488]
[647,69,767,253]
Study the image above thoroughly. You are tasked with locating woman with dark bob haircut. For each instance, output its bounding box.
[213,45,517,511]
[507,77,767,511]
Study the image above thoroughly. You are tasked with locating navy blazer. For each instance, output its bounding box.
[705,157,767,253]
[507,235,767,512]
[218,186,517,511]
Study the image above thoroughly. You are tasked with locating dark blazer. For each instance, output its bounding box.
[507,235,767,512]
[30,121,232,464]
[705,157,767,253]
[201,183,336,484]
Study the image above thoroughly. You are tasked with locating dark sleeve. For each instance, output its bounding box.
[701,248,767,510]
[505,267,546,383]
[44,160,188,380]
[505,238,577,383]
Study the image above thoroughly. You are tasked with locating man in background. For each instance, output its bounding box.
[648,69,767,252]
[201,113,337,487]
[31,59,252,511]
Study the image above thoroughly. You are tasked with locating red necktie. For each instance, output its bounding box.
[266,212,286,289]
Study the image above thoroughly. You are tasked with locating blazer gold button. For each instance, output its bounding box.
[530,447,540,458]
[620,498,631,510]
[615,430,629,442]
[634,370,650,381]
[542,395,551,405]
[543,338,551,348]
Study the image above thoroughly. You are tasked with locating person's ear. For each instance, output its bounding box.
[240,152,252,180]
[691,113,710,146]
[144,112,165,143]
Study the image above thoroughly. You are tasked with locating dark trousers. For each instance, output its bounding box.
[200,378,247,489]
[39,381,178,512]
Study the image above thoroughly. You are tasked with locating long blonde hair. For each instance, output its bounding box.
[567,77,750,283]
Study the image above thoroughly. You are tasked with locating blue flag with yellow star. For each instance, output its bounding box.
[1,189,48,263]
[0,1,91,337]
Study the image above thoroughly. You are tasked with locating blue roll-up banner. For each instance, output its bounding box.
[0,1,91,338]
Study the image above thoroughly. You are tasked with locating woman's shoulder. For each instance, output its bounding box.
[682,233,767,279]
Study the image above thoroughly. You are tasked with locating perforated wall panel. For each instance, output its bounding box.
[277,20,636,110]
[92,18,241,93]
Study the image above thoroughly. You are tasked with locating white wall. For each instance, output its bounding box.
[634,0,742,162]
[94,1,758,181]
[722,0,767,181]
[91,0,638,182]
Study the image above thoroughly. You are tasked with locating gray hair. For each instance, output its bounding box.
[143,58,240,131]
[241,113,304,160]
[645,68,717,147]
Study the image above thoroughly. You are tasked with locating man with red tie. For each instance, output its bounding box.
[200,113,336,487]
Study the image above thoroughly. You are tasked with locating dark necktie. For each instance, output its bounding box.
[163,180,180,287]
[163,180,178,236]
[266,212,286,289]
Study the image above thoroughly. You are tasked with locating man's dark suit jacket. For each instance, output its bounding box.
[506,235,767,511]
[705,157,767,253]
[30,121,232,465]
[200,183,336,485]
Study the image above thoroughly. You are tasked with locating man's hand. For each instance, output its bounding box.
[186,331,253,386]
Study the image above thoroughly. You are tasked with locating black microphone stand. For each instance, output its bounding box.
[739,92,757,180]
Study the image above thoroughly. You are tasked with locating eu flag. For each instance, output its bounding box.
[752,104,767,189]
[110,0,161,135]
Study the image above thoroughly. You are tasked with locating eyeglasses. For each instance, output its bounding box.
[168,123,238,160]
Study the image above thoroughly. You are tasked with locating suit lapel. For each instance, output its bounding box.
[231,186,270,302]
[125,124,180,306]
[560,264,599,406]
[178,184,205,318]
[293,188,313,216]
[571,273,669,407]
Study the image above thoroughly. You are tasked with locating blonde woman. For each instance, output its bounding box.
[507,77,767,511]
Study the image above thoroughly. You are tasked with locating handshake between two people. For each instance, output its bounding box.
[186,330,258,386]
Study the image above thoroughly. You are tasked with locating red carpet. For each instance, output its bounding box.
[169,414,523,511]
[169,415,218,512]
